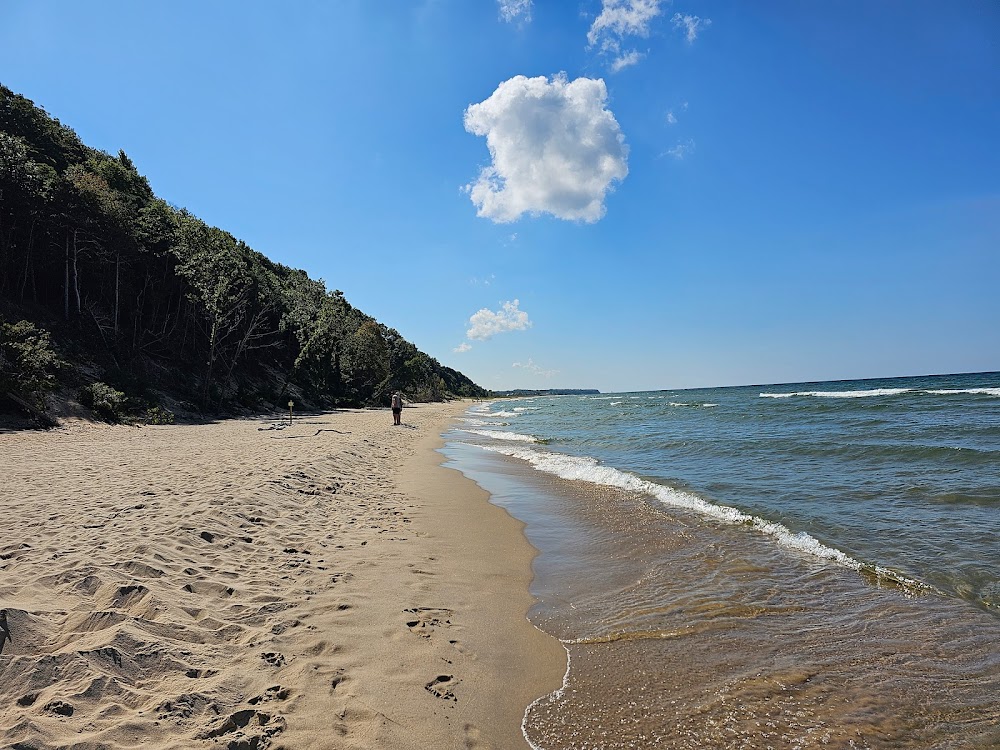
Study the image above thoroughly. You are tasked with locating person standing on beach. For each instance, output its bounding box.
[391,392,403,425]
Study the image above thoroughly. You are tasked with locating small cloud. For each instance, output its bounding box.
[454,342,473,353]
[663,138,696,159]
[463,74,628,223]
[588,0,668,54]
[469,273,497,286]
[667,102,688,125]
[467,299,533,341]
[498,0,532,23]
[672,13,711,43]
[512,358,559,378]
[610,50,645,73]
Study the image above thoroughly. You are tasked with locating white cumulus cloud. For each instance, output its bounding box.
[672,13,711,43]
[453,342,472,353]
[498,0,532,23]
[463,74,628,223]
[588,0,667,54]
[466,299,532,341]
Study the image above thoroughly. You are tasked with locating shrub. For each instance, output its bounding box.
[80,382,128,422]
[144,406,175,425]
[0,319,61,412]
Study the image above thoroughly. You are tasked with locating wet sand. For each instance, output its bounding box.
[0,402,564,749]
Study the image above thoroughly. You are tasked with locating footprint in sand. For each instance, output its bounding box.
[403,607,452,639]
[261,652,286,667]
[185,667,218,679]
[248,685,291,705]
[197,708,287,747]
[330,669,347,691]
[425,674,458,702]
[157,693,213,720]
[43,700,74,716]
[464,723,483,748]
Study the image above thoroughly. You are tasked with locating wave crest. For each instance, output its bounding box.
[478,444,928,592]
[462,429,540,443]
[761,386,1000,399]
[761,388,912,399]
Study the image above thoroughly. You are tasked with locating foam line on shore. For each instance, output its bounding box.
[522,642,572,750]
[476,442,931,594]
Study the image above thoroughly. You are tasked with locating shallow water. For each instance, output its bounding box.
[442,372,1000,749]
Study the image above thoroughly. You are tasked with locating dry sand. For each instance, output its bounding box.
[0,402,565,749]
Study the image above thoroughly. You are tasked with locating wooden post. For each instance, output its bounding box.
[288,400,294,425]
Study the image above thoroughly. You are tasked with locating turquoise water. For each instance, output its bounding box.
[444,371,1000,749]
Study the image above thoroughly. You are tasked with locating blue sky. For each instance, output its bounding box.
[2,0,998,392]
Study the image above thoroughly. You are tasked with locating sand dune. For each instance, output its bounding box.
[0,402,564,749]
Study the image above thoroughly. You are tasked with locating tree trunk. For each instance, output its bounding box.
[64,233,70,320]
[114,251,120,337]
[20,219,36,302]
[72,229,81,316]
[203,316,218,408]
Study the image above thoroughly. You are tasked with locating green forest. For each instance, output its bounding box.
[0,85,486,425]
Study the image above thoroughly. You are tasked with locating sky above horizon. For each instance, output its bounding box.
[2,1,998,392]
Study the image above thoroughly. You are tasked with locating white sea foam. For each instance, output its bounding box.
[761,386,1000,399]
[760,388,912,399]
[480,444,867,570]
[513,407,540,412]
[463,429,540,443]
[523,643,572,750]
[925,388,1000,397]
[610,401,623,406]
[481,410,520,417]
[460,418,511,427]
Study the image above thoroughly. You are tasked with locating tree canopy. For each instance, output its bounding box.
[0,85,486,421]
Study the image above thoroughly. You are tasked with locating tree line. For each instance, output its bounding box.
[0,85,485,422]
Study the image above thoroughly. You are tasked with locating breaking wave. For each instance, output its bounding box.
[462,429,541,443]
[761,387,1000,399]
[477,443,927,591]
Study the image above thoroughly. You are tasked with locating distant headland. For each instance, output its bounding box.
[492,389,600,397]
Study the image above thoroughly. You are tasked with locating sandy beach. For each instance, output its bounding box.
[0,402,565,749]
